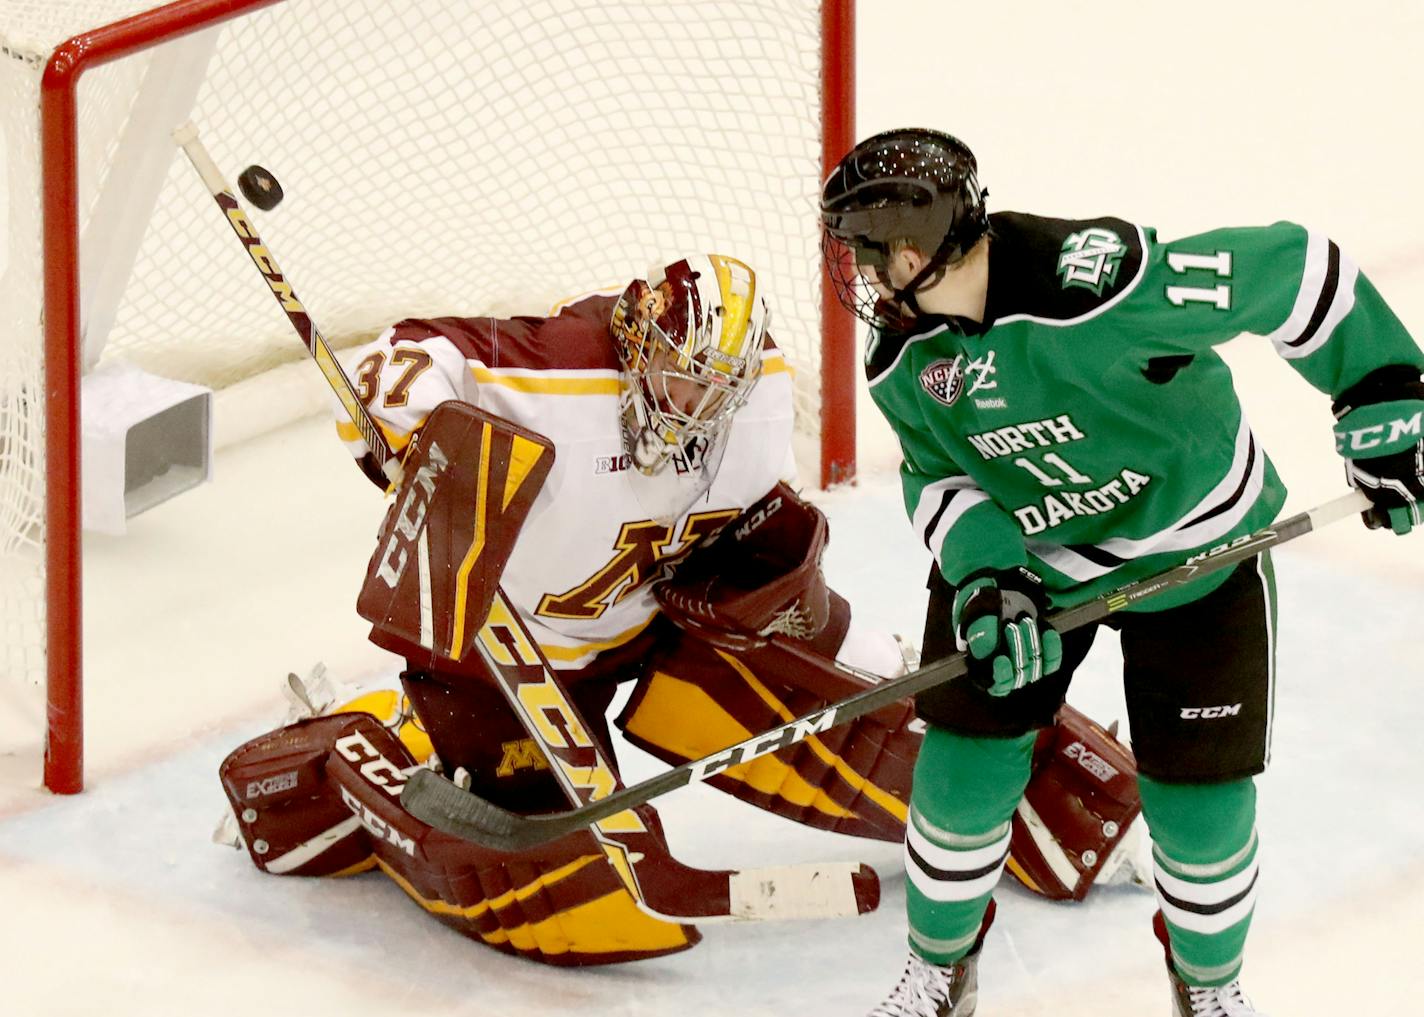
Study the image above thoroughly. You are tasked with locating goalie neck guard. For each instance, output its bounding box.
[611,255,769,475]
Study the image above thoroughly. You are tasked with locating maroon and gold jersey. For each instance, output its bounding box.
[337,293,797,669]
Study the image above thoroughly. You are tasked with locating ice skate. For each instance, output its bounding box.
[866,948,978,1017]
[1155,912,1269,1016]
[867,902,993,1016]
[1166,969,1268,1017]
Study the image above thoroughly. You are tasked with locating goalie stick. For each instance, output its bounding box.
[174,122,874,924]
[172,122,402,489]
[401,488,1373,852]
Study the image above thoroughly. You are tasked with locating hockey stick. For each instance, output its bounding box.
[402,488,1373,852]
[172,122,402,489]
[173,122,874,923]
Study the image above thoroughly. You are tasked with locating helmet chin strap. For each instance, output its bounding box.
[886,228,986,331]
[886,230,962,320]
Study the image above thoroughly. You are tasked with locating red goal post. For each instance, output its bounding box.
[2,0,856,793]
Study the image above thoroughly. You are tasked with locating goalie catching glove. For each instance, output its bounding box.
[655,480,831,649]
[1333,364,1424,535]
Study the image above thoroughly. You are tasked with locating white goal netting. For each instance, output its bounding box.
[0,0,836,758]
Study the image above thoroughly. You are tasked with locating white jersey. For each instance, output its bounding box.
[337,293,797,669]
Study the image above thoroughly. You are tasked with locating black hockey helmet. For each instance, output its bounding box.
[820,128,989,327]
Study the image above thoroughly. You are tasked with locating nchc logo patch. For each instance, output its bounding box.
[1057,227,1127,295]
[919,356,966,406]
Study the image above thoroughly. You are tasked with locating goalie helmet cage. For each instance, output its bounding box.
[1,0,856,794]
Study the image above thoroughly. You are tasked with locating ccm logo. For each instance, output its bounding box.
[734,495,782,541]
[1180,704,1242,719]
[1334,411,1422,453]
[338,786,416,857]
[334,730,411,797]
[376,440,450,588]
[690,707,838,781]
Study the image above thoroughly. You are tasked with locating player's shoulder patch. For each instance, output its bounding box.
[985,211,1146,326]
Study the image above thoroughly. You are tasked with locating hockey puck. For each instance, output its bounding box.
[237,164,284,210]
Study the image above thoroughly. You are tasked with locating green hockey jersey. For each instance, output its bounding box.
[868,212,1424,610]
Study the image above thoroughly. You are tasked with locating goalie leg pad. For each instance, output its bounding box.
[323,713,700,965]
[1005,703,1144,901]
[615,621,917,843]
[222,712,697,964]
[219,714,378,877]
[332,686,436,763]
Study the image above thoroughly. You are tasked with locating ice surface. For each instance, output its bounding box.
[0,419,1418,1015]
[4,2,1424,1012]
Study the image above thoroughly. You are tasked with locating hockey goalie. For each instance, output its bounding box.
[216,254,1145,967]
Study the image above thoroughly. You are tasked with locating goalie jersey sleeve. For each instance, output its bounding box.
[868,212,1424,608]
[332,294,622,465]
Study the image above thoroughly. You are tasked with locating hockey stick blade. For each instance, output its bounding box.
[402,769,877,920]
[404,494,1371,851]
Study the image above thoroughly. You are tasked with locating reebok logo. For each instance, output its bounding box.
[1180,704,1243,719]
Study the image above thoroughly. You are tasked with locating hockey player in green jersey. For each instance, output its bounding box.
[820,127,1424,1017]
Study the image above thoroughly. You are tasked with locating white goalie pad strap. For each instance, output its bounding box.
[263,815,365,874]
[1013,797,1083,894]
[727,862,869,920]
[1095,815,1152,889]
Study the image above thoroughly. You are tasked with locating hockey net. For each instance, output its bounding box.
[0,0,854,790]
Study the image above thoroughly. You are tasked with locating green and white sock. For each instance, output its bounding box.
[1142,775,1259,986]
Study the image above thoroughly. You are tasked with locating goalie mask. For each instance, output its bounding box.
[611,255,769,475]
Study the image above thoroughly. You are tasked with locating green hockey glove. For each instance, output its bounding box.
[951,567,1064,697]
[1332,366,1424,536]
